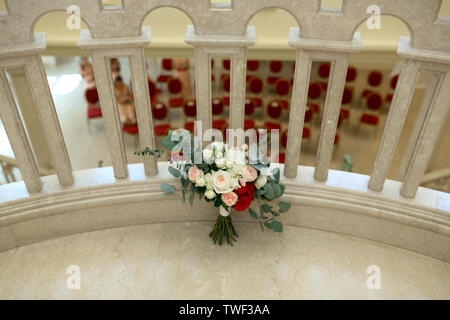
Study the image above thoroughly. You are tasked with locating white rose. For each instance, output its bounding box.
[215,157,226,168]
[255,175,268,189]
[215,151,223,159]
[203,149,213,164]
[195,176,206,187]
[205,190,216,199]
[211,170,233,194]
[226,160,234,169]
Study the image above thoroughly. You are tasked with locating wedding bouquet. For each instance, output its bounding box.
[137,129,291,246]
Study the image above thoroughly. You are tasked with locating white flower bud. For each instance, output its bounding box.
[255,175,268,189]
[205,190,216,199]
[203,149,213,164]
[195,176,206,187]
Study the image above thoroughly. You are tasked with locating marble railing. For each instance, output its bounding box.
[0,1,449,259]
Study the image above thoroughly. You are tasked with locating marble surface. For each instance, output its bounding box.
[0,222,448,299]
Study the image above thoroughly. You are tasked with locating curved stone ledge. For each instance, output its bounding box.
[0,163,449,262]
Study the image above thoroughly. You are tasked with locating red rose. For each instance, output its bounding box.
[234,195,252,211]
[246,183,255,198]
[234,183,247,196]
[234,182,255,198]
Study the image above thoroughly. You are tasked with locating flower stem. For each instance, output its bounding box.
[209,215,238,246]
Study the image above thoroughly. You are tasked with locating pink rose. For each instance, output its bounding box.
[222,192,238,207]
[241,165,257,182]
[188,166,204,182]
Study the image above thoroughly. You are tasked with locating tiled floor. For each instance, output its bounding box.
[0,56,448,188]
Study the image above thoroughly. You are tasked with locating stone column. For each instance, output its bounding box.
[78,27,158,178]
[284,28,362,180]
[185,25,256,140]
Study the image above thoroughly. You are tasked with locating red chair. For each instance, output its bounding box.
[368,71,383,87]
[148,77,157,102]
[360,114,379,126]
[366,92,383,111]
[184,121,195,133]
[244,119,255,131]
[386,93,393,103]
[162,59,173,71]
[308,82,322,100]
[274,79,290,96]
[359,114,379,136]
[168,78,184,107]
[245,98,255,116]
[248,76,263,94]
[267,76,279,85]
[263,121,281,131]
[222,59,231,71]
[122,124,139,148]
[85,87,102,133]
[212,119,228,132]
[222,74,230,92]
[278,153,285,164]
[307,102,320,114]
[183,99,196,117]
[247,60,259,72]
[318,63,331,79]
[346,66,357,82]
[85,87,99,105]
[390,75,399,90]
[340,108,350,120]
[168,77,182,94]
[87,107,102,119]
[334,134,340,146]
[270,61,283,73]
[267,100,282,119]
[304,107,313,123]
[152,101,167,120]
[212,98,224,115]
[281,128,311,148]
[252,97,263,108]
[157,58,173,83]
[278,99,289,110]
[341,86,353,105]
[154,124,171,137]
[222,96,230,106]
[319,82,328,91]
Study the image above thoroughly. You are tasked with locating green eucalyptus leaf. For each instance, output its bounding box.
[260,204,272,216]
[271,210,280,217]
[248,208,258,220]
[271,183,282,199]
[263,183,275,200]
[269,220,283,232]
[189,191,194,206]
[168,166,181,178]
[161,131,175,151]
[160,183,176,195]
[279,184,286,195]
[278,201,291,213]
[272,167,280,183]
[181,189,186,203]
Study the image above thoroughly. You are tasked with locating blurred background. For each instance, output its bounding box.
[0,0,449,192]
